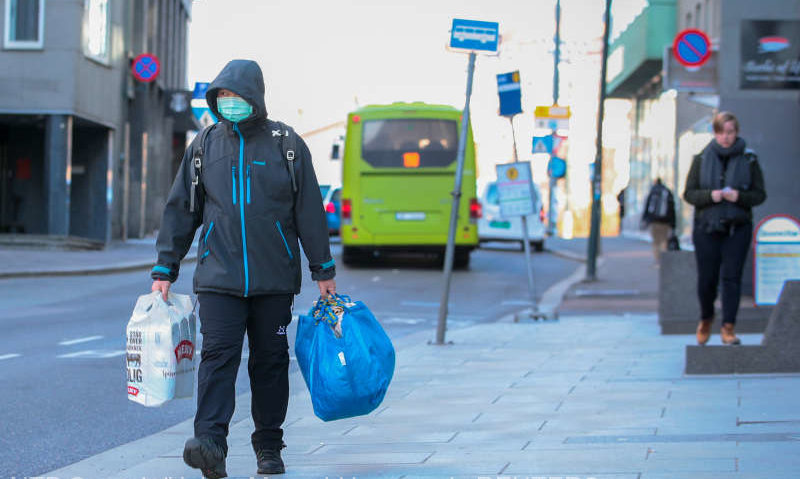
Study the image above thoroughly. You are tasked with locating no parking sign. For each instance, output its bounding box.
[132,53,161,83]
[673,29,712,68]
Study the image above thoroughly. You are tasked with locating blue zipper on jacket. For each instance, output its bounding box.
[202,221,214,259]
[231,166,237,205]
[246,164,251,204]
[276,220,293,259]
[233,123,250,297]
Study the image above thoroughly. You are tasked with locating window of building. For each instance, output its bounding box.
[4,0,45,49]
[83,0,110,63]
[695,3,702,29]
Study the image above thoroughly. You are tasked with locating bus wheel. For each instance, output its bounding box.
[454,249,471,269]
[342,246,361,265]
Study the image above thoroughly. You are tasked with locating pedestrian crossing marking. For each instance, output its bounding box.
[59,335,104,346]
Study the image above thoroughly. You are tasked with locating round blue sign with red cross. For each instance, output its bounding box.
[673,29,712,68]
[131,53,161,82]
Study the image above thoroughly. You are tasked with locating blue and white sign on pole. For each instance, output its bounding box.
[450,19,499,53]
[497,71,522,117]
[192,82,210,100]
[496,162,536,217]
[532,135,554,154]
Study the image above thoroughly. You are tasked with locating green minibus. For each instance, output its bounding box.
[339,102,480,267]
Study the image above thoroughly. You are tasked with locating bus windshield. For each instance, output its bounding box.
[361,119,458,168]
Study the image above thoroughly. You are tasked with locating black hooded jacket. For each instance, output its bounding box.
[152,60,335,297]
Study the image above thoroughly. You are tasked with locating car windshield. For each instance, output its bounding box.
[486,183,540,208]
[361,119,458,168]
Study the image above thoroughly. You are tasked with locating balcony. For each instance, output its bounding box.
[606,0,676,98]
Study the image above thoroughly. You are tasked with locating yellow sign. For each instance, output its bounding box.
[534,105,571,119]
[506,167,519,181]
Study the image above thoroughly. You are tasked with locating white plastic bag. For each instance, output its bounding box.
[126,291,196,407]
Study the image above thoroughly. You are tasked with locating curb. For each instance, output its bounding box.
[0,255,198,279]
[545,246,587,263]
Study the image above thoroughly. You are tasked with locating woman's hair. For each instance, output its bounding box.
[713,111,739,134]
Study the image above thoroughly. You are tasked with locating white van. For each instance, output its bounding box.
[478,181,546,251]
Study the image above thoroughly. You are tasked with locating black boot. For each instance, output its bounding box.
[183,436,227,479]
[255,444,286,475]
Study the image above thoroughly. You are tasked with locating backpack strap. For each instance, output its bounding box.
[274,121,298,193]
[189,124,215,213]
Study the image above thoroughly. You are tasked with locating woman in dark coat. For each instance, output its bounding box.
[683,112,766,346]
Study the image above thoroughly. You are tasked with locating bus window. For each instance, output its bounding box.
[361,119,458,168]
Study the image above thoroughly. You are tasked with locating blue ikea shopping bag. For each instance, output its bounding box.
[295,294,395,421]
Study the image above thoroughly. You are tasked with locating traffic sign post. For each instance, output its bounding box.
[754,214,800,306]
[497,71,522,117]
[673,29,712,68]
[534,105,570,236]
[131,53,160,83]
[449,19,499,53]
[437,18,499,345]
[495,162,550,321]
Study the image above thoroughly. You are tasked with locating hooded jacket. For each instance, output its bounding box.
[152,59,335,297]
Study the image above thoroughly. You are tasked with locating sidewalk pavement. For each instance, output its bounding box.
[28,236,800,478]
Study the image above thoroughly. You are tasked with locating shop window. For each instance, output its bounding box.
[83,0,109,63]
[4,0,45,49]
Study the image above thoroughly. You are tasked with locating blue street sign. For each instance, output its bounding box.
[192,82,210,100]
[673,29,711,67]
[450,19,499,53]
[497,71,522,117]
[548,157,567,179]
[532,135,554,154]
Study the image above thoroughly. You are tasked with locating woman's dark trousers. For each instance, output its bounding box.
[692,222,753,325]
[195,292,292,455]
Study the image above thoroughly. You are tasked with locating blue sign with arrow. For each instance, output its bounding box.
[497,71,522,117]
[450,19,499,53]
[192,82,210,100]
[532,135,554,154]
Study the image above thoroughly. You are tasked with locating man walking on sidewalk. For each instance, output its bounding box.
[151,59,336,478]
[641,178,676,266]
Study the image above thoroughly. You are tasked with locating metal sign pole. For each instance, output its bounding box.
[509,117,544,320]
[436,51,476,345]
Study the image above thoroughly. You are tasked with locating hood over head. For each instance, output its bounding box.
[206,59,268,123]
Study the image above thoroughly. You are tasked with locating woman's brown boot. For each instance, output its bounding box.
[696,319,712,345]
[721,323,741,345]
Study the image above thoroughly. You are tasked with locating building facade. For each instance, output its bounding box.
[607,0,800,293]
[0,0,195,243]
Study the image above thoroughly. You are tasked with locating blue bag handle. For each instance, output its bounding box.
[310,294,353,327]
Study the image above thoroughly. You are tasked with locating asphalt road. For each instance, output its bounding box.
[0,242,579,478]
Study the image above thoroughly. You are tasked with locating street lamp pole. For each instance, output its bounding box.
[586,0,613,281]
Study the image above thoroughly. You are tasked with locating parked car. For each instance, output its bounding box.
[319,185,342,235]
[478,181,546,251]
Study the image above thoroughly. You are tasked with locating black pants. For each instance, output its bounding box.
[195,292,292,455]
[692,222,753,325]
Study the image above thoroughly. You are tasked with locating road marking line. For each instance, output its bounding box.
[502,300,533,306]
[57,350,126,359]
[59,335,104,346]
[0,353,21,360]
[400,301,453,308]
[384,317,426,325]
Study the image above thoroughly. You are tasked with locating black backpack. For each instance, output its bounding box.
[646,185,672,222]
[189,121,298,213]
